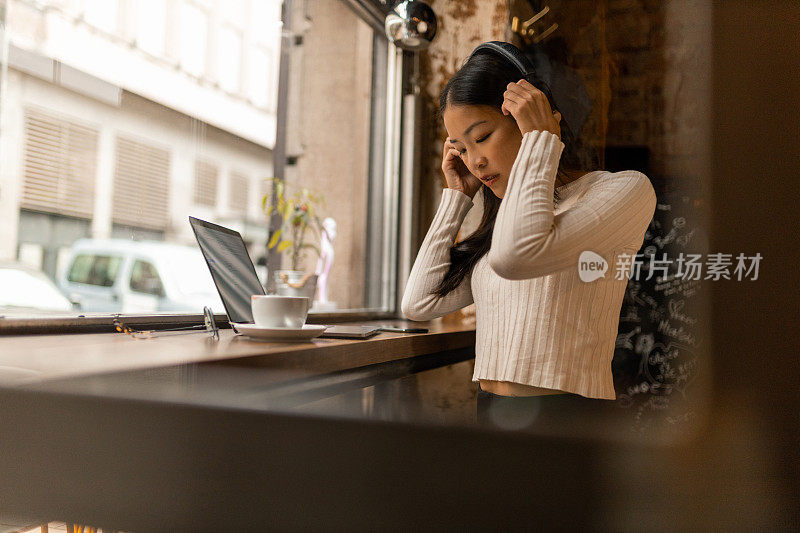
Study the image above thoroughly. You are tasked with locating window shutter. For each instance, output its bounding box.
[112,135,171,230]
[21,108,98,219]
[228,171,249,213]
[194,159,218,206]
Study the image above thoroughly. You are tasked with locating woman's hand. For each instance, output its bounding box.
[441,138,482,199]
[501,79,562,138]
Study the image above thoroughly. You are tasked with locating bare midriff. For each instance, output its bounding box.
[479,379,569,397]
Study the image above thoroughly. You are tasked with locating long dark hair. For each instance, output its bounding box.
[432,50,583,298]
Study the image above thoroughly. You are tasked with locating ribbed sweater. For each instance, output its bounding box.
[401,129,657,399]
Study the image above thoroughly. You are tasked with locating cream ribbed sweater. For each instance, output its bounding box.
[401,129,657,399]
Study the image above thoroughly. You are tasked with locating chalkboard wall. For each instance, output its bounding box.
[607,147,707,432]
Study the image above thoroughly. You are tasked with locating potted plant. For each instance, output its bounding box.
[262,177,326,301]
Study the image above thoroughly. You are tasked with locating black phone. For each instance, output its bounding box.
[319,325,429,339]
[319,325,382,339]
[377,326,429,333]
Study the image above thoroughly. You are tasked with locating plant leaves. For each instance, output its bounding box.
[277,240,292,253]
[284,202,295,223]
[268,228,282,249]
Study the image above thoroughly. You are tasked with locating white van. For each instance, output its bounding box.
[58,239,226,314]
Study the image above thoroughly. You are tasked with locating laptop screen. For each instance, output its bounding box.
[189,217,265,324]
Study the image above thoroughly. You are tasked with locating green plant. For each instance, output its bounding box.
[262,177,326,271]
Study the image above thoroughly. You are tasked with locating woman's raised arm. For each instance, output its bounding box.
[488,129,657,280]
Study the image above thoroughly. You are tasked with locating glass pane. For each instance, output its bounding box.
[83,0,119,33]
[0,0,397,319]
[66,255,122,287]
[249,47,273,110]
[281,0,391,312]
[137,0,167,57]
[218,26,242,94]
[129,260,164,296]
[66,254,97,284]
[179,2,208,77]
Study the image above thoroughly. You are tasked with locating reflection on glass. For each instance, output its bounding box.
[0,0,279,316]
[0,0,392,318]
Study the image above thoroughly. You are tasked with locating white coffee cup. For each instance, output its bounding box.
[251,295,310,328]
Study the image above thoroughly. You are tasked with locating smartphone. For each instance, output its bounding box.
[377,326,429,333]
[320,325,382,339]
[318,325,429,339]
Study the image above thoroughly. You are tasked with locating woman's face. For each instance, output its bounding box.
[442,104,523,199]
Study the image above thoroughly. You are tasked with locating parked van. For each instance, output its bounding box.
[58,239,225,314]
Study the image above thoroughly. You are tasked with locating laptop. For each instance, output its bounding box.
[189,216,384,338]
[189,216,265,324]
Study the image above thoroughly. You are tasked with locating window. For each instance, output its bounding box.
[1,0,403,321]
[136,0,167,57]
[112,135,171,231]
[222,0,247,27]
[67,254,122,287]
[218,26,243,94]
[249,47,274,110]
[83,0,119,33]
[179,1,209,77]
[129,260,165,296]
[249,0,281,110]
[278,0,398,311]
[228,172,249,214]
[21,109,98,220]
[194,160,219,207]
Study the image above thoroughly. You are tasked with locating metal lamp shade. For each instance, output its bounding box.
[385,0,437,51]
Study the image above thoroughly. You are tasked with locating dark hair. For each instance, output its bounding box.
[432,50,582,298]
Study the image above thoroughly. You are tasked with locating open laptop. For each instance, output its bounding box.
[189,216,384,338]
[190,216,265,324]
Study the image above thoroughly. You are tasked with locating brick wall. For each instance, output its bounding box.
[413,0,711,324]
[417,0,710,221]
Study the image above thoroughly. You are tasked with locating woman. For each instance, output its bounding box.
[400,42,657,430]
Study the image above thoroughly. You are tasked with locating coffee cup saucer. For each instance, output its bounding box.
[232,323,328,341]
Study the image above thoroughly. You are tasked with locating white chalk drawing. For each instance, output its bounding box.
[612,191,705,433]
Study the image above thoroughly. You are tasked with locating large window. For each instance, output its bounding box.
[279,0,398,311]
[0,0,403,320]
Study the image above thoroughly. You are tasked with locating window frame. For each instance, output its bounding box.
[0,0,412,334]
[263,0,408,318]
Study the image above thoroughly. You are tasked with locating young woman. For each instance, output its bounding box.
[401,42,657,429]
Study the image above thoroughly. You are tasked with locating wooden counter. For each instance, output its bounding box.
[0,318,697,531]
[0,319,475,384]
[0,317,485,530]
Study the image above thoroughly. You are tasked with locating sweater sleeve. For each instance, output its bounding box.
[401,188,476,321]
[488,129,657,280]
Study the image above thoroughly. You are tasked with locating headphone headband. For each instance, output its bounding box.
[467,41,536,81]
[466,41,556,107]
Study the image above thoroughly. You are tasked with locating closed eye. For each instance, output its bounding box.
[457,132,491,155]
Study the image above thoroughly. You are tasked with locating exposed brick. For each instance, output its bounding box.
[616,49,657,76]
[612,75,647,99]
[607,0,643,15]
[606,12,654,50]
[607,119,648,145]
